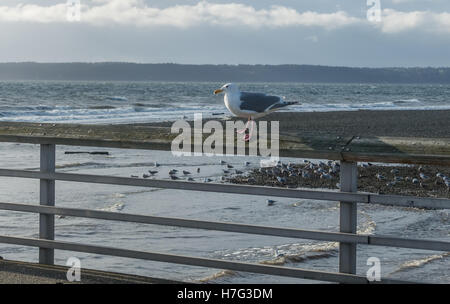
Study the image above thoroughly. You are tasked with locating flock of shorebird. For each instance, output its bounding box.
[248,160,450,190]
[130,160,251,183]
[372,165,450,188]
[131,159,450,190]
[255,160,341,187]
[130,160,449,208]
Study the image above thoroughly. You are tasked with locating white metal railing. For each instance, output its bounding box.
[0,141,449,284]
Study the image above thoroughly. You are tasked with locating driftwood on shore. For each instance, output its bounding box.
[64,151,109,155]
[0,122,449,166]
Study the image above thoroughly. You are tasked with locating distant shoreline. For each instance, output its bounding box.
[1,63,450,83]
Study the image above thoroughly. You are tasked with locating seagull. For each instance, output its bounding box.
[213,83,299,141]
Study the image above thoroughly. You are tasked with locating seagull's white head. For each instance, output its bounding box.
[213,83,239,95]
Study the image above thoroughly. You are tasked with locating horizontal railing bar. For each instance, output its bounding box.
[0,169,368,202]
[368,194,450,209]
[0,234,409,284]
[0,201,448,252]
[368,236,450,251]
[0,168,449,209]
[0,202,368,244]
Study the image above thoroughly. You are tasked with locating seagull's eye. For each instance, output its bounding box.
[225,85,229,88]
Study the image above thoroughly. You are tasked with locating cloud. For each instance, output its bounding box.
[0,0,449,35]
[0,0,359,29]
[379,9,450,33]
[0,3,67,23]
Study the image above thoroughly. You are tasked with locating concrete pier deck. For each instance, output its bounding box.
[0,259,182,284]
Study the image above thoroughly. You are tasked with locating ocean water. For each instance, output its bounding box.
[0,81,450,124]
[0,81,448,283]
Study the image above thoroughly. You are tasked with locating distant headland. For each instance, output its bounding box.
[1,62,449,84]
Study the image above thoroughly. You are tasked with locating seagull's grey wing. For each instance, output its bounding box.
[239,92,281,113]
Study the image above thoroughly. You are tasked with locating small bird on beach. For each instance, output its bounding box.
[247,177,256,183]
[227,164,234,169]
[419,173,429,180]
[394,176,403,182]
[169,169,178,175]
[301,171,310,178]
[267,199,276,206]
[148,170,158,175]
[276,176,286,184]
[213,83,298,141]
[182,170,191,175]
[320,173,332,180]
[390,168,399,175]
[376,173,385,180]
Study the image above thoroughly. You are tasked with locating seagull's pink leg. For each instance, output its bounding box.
[244,119,255,142]
[237,118,250,134]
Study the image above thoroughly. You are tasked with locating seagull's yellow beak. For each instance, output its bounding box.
[213,89,223,95]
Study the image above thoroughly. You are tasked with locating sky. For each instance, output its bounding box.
[0,0,450,67]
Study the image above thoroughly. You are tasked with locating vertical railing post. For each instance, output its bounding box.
[39,144,55,265]
[339,161,357,274]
